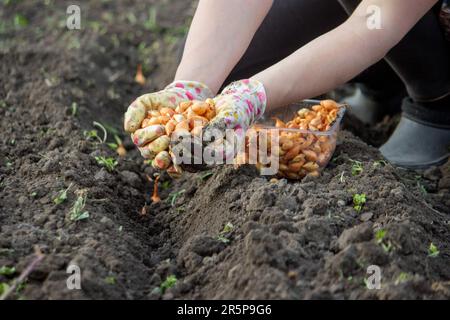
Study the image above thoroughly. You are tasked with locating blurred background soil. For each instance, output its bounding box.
[0,0,449,299]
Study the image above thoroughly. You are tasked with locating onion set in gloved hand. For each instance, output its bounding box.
[128,79,267,178]
[133,99,217,178]
[124,80,214,178]
[170,79,267,172]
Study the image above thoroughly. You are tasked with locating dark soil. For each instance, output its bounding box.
[1,0,449,300]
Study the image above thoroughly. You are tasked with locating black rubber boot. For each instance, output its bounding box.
[340,84,404,125]
[379,98,450,169]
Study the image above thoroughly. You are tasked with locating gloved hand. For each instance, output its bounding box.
[171,79,267,171]
[124,80,213,171]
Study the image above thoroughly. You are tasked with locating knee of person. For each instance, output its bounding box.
[407,82,450,103]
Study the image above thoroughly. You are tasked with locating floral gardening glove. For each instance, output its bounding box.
[172,79,267,172]
[124,80,213,171]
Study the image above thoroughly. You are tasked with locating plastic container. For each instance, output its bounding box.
[247,99,346,180]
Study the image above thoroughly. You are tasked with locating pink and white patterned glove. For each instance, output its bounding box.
[124,80,213,164]
[212,79,267,132]
[172,79,267,171]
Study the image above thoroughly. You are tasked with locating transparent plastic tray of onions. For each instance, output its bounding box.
[239,99,346,180]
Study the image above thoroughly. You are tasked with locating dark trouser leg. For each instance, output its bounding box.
[220,0,405,124]
[339,0,450,168]
[223,0,404,97]
[223,0,346,85]
[224,0,450,110]
[216,0,450,167]
[339,0,450,106]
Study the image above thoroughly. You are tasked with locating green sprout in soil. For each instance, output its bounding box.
[175,205,185,214]
[217,236,229,244]
[428,243,440,258]
[14,14,28,28]
[44,76,59,87]
[39,127,56,137]
[0,277,27,300]
[107,135,122,151]
[0,282,9,296]
[53,183,72,205]
[161,180,171,191]
[217,236,230,244]
[383,243,392,254]
[417,182,428,195]
[102,123,121,137]
[373,160,388,168]
[222,222,234,234]
[102,124,126,156]
[105,276,116,285]
[417,182,427,196]
[375,229,386,244]
[338,171,346,183]
[83,129,102,143]
[94,156,118,172]
[93,121,108,142]
[363,278,371,289]
[0,266,16,276]
[167,189,185,207]
[415,176,428,196]
[395,272,412,285]
[375,229,392,253]
[217,222,234,244]
[199,171,214,181]
[361,275,366,286]
[350,160,363,176]
[69,192,89,221]
[160,275,177,294]
[88,21,107,35]
[353,193,366,213]
[144,7,159,32]
[70,102,78,117]
[164,33,179,46]
[16,281,26,294]
[84,122,108,144]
